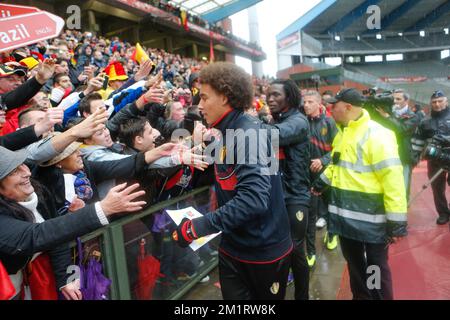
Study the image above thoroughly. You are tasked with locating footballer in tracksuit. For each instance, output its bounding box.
[172,62,293,300]
[263,79,311,300]
[303,91,338,260]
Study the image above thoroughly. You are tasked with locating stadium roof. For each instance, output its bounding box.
[277,0,450,41]
[170,0,262,23]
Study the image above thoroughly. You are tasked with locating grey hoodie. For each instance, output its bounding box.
[79,144,181,199]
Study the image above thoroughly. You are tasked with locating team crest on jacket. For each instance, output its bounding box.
[321,127,328,136]
[270,282,280,295]
[296,210,304,221]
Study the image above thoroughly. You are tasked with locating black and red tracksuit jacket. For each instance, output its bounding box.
[192,109,293,263]
[308,112,337,179]
[263,108,311,206]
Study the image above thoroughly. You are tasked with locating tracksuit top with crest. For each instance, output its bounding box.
[191,109,293,263]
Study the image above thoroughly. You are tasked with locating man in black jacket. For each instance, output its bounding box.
[172,62,292,300]
[412,90,450,224]
[370,88,419,200]
[262,79,311,300]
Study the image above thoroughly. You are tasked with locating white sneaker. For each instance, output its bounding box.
[316,218,327,228]
[199,275,210,283]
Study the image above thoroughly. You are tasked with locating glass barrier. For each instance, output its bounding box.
[70,186,218,300]
[71,234,111,299]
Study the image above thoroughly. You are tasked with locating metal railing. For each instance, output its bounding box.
[73,186,219,300]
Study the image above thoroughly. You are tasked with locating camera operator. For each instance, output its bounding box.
[369,89,419,200]
[411,90,450,225]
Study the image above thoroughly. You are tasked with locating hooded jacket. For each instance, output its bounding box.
[317,110,407,243]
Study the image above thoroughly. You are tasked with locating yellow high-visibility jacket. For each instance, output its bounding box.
[320,109,407,243]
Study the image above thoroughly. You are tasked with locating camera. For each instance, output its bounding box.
[423,134,450,168]
[153,134,166,147]
[102,75,109,90]
[362,87,394,115]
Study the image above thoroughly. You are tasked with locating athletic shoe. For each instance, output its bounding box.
[316,217,327,228]
[325,233,338,250]
[306,255,316,268]
[436,215,449,225]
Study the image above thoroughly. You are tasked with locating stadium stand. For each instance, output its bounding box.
[276,0,450,105]
[345,61,450,78]
[320,34,450,54]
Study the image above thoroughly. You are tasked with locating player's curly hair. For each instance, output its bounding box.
[199,62,253,110]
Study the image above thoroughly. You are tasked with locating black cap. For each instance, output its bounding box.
[325,88,365,106]
[431,90,446,100]
[0,64,26,78]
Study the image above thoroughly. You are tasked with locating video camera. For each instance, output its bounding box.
[361,87,394,115]
[153,135,166,147]
[423,134,450,169]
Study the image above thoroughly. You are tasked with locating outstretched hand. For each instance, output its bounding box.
[100,183,147,216]
[61,279,82,300]
[70,107,108,138]
[34,107,64,137]
[135,59,154,81]
[35,58,56,85]
[145,70,163,88]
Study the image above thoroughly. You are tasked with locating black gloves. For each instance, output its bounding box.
[172,218,198,248]
[311,176,329,195]
[387,221,408,238]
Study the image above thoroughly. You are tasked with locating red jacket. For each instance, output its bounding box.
[1,105,29,135]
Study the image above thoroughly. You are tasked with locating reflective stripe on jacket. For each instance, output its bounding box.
[320,109,407,243]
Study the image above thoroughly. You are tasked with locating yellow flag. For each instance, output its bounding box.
[133,43,150,64]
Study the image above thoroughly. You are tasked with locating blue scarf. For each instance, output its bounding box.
[74,170,93,201]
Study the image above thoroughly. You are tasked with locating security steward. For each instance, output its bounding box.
[313,88,407,300]
[172,62,292,300]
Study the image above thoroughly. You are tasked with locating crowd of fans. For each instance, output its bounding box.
[3,23,441,301]
[146,0,262,51]
[0,28,277,300]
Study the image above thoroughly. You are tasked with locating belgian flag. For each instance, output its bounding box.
[132,43,149,63]
[180,10,189,31]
